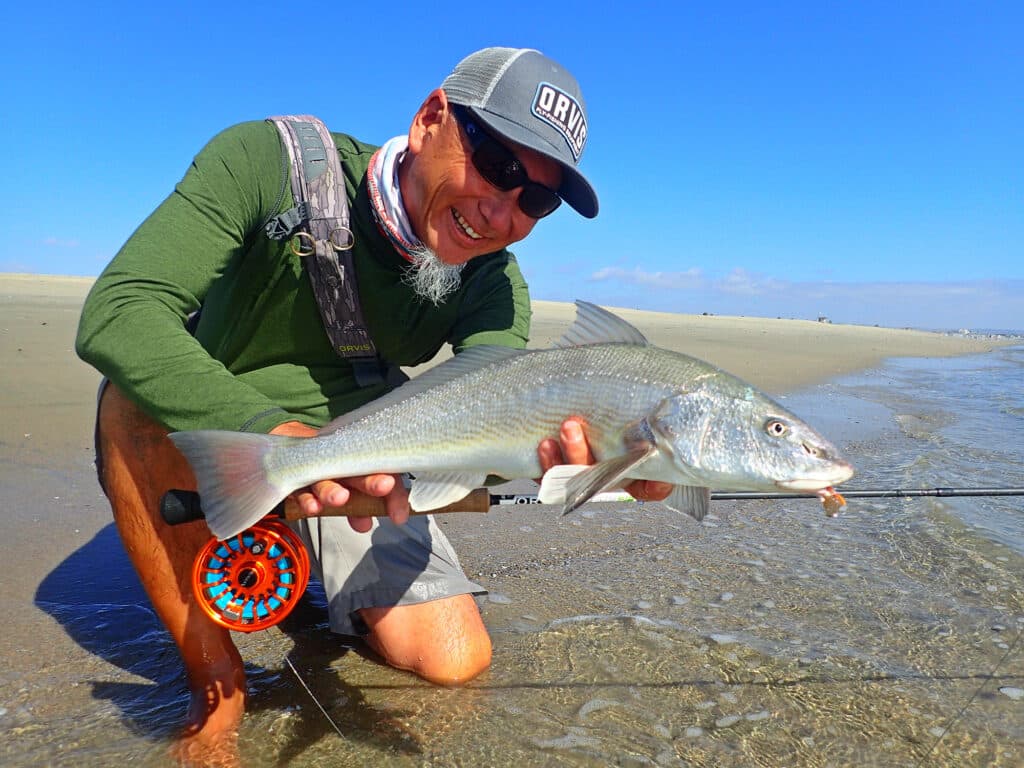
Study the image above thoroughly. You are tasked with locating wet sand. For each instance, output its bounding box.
[1,273,1019,767]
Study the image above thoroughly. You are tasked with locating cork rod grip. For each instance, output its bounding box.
[160,487,492,526]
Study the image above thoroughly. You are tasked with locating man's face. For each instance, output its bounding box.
[401,90,563,265]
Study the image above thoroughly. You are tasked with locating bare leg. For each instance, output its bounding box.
[97,384,245,766]
[359,595,492,685]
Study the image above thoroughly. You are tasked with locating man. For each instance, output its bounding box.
[76,47,669,761]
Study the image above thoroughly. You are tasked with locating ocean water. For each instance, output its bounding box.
[783,342,1024,556]
[9,345,1024,767]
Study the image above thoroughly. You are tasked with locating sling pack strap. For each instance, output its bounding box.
[265,115,400,387]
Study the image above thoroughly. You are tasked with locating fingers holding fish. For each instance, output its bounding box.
[364,474,411,527]
[536,418,594,481]
[270,420,320,438]
[270,421,410,530]
[623,479,674,503]
[543,419,671,503]
[535,439,561,479]
[558,418,596,465]
[300,474,410,532]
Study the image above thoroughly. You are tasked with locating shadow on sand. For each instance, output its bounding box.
[33,522,425,762]
[34,523,189,739]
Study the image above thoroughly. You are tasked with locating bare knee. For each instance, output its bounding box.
[413,628,492,685]
[361,595,492,685]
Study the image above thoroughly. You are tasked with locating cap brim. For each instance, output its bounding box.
[467,107,599,219]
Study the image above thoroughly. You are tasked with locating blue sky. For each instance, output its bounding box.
[3,2,1021,330]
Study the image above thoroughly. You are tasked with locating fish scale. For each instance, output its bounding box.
[270,345,661,485]
[360,349,674,460]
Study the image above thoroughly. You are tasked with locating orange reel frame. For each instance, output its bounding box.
[191,520,310,632]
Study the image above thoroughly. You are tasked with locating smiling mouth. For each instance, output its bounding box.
[452,208,482,240]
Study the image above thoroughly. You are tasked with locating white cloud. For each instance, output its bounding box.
[575,264,1023,329]
[589,265,705,289]
[42,237,80,248]
[588,264,785,295]
[718,267,788,296]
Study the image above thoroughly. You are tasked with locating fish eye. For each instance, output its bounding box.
[765,419,789,437]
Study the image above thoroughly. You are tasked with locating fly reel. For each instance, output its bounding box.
[191,520,310,632]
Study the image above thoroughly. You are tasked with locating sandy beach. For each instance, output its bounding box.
[2,273,1020,767]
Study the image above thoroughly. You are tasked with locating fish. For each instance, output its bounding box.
[169,301,854,539]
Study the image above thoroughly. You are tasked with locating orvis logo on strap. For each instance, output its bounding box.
[532,83,587,160]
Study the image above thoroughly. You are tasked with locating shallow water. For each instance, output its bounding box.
[5,347,1023,766]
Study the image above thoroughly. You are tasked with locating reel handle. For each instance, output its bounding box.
[160,487,492,526]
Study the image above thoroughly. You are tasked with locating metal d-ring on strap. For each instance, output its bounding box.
[328,224,354,252]
[289,231,315,257]
[266,115,396,387]
[289,222,355,257]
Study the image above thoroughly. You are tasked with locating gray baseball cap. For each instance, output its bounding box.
[441,47,598,218]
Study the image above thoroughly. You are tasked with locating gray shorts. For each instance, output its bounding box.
[291,515,484,636]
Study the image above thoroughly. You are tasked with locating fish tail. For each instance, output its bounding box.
[168,430,298,539]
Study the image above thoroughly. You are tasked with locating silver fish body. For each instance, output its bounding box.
[170,302,854,539]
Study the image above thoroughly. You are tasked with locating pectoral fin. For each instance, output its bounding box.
[539,446,657,516]
[537,464,587,504]
[409,472,488,511]
[663,485,712,522]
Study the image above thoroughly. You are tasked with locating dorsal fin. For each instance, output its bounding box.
[554,301,650,348]
[319,345,525,435]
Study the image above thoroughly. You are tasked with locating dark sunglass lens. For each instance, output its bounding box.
[518,184,562,219]
[473,141,524,191]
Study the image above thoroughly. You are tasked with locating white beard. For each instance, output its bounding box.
[403,246,465,305]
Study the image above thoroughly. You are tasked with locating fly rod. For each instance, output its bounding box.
[160,486,1024,526]
[710,487,1024,500]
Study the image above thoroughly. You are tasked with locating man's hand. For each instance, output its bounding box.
[270,421,410,533]
[536,418,674,502]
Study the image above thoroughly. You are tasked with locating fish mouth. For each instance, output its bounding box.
[775,462,855,491]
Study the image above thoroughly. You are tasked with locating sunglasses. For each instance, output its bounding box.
[451,105,562,219]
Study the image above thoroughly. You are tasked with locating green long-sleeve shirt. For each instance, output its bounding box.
[76,120,532,433]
